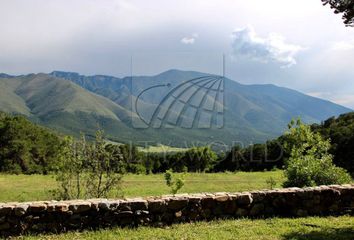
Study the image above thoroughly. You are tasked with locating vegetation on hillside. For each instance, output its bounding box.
[0,71,350,145]
[0,112,352,191]
[216,113,354,176]
[0,112,62,174]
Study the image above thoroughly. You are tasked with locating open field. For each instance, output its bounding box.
[138,144,188,153]
[17,216,354,240]
[0,171,284,202]
[1,171,353,240]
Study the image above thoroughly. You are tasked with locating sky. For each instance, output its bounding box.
[1,0,354,109]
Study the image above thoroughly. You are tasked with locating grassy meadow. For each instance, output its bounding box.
[16,216,354,240]
[0,171,284,202]
[138,144,188,153]
[1,171,353,240]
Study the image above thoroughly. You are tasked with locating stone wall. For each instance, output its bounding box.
[0,184,353,236]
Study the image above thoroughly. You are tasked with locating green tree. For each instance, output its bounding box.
[55,135,87,199]
[312,112,354,176]
[322,0,354,26]
[119,144,145,174]
[185,146,217,172]
[86,130,123,198]
[55,130,123,200]
[0,113,61,174]
[283,119,351,187]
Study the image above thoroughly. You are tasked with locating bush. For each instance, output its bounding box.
[54,131,124,200]
[284,154,351,187]
[266,177,277,189]
[283,119,352,187]
[164,169,185,195]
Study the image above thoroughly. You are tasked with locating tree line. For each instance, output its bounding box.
[0,112,353,177]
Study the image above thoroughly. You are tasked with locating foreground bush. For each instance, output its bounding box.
[55,130,123,200]
[283,119,351,187]
[312,112,354,176]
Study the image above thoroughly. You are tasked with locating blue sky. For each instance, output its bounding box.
[1,0,354,108]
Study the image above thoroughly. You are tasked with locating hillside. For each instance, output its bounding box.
[0,70,351,145]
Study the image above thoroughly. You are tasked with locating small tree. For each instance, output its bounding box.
[55,130,123,200]
[85,130,123,198]
[55,134,87,199]
[283,119,351,187]
[164,169,185,195]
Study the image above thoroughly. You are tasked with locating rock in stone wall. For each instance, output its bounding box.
[0,184,353,236]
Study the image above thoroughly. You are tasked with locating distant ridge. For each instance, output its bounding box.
[0,70,351,145]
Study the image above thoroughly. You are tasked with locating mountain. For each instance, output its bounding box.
[0,70,351,146]
[0,73,144,140]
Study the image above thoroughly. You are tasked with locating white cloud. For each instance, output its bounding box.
[181,37,195,44]
[231,25,303,67]
[181,33,198,44]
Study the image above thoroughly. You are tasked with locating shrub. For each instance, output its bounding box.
[266,177,277,189]
[283,119,352,187]
[164,169,185,195]
[54,131,123,200]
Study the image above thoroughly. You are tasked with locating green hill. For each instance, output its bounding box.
[0,70,351,146]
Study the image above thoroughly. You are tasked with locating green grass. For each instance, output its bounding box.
[0,171,284,202]
[2,171,353,239]
[17,216,354,240]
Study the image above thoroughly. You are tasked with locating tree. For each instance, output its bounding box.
[0,113,61,174]
[85,130,123,198]
[311,112,354,176]
[185,146,217,172]
[55,130,123,200]
[322,0,354,26]
[119,144,145,174]
[55,135,87,199]
[283,119,351,187]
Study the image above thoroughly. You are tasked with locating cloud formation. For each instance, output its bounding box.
[231,26,303,67]
[181,33,198,45]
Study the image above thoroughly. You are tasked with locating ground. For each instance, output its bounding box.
[17,216,354,240]
[0,171,285,202]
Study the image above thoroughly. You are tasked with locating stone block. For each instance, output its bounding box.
[236,193,253,206]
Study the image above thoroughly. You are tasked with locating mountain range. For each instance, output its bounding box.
[0,70,351,146]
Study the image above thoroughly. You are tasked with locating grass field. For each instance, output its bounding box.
[0,171,284,202]
[1,171,353,239]
[17,216,354,240]
[138,144,188,153]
